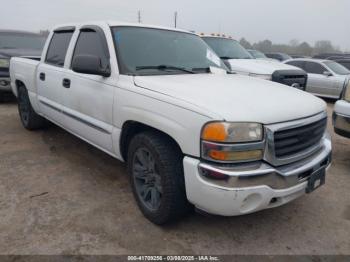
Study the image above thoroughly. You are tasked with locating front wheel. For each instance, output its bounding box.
[17,86,47,130]
[127,131,190,225]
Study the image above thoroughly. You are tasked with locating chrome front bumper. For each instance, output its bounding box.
[183,135,331,216]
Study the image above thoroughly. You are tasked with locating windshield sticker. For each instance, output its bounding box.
[206,49,221,66]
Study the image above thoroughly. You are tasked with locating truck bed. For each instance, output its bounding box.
[10,57,40,97]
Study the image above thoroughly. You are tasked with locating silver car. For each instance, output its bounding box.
[284,58,350,99]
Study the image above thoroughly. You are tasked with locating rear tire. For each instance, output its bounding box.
[127,131,190,225]
[17,86,47,130]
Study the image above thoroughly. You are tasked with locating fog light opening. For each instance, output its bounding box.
[240,193,263,213]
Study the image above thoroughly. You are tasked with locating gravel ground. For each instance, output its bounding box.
[0,99,349,255]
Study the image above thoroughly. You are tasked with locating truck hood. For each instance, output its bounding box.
[226,59,302,75]
[134,74,325,124]
[0,48,42,58]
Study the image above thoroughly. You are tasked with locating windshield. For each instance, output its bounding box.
[111,27,227,76]
[248,50,267,59]
[0,33,46,50]
[324,61,350,75]
[202,37,253,59]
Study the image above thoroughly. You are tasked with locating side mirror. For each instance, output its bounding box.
[72,55,111,77]
[323,71,332,77]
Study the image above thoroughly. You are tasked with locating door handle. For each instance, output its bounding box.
[39,73,45,81]
[62,78,71,88]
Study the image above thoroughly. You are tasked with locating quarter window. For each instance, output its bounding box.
[72,30,109,69]
[45,31,74,67]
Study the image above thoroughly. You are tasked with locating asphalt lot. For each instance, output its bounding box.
[0,98,349,255]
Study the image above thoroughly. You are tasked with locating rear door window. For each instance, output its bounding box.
[304,62,327,74]
[45,31,74,67]
[286,60,305,70]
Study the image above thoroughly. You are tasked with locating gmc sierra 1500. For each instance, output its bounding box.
[10,22,332,225]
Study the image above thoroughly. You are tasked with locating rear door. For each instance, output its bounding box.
[303,61,336,97]
[60,26,115,152]
[37,28,74,124]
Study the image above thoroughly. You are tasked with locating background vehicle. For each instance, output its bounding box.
[202,36,308,90]
[247,49,278,62]
[0,30,46,100]
[10,22,331,225]
[291,55,309,59]
[265,52,292,62]
[333,79,350,138]
[285,58,350,99]
[313,53,350,59]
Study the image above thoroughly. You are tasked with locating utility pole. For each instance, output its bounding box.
[138,10,141,23]
[174,11,177,28]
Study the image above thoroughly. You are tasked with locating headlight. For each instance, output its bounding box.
[344,79,350,102]
[248,73,272,81]
[0,58,10,68]
[201,122,264,162]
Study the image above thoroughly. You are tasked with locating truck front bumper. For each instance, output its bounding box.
[0,77,11,92]
[333,100,350,138]
[183,136,331,216]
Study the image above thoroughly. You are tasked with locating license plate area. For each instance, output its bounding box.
[306,167,326,193]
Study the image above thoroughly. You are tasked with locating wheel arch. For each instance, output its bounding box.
[119,120,183,162]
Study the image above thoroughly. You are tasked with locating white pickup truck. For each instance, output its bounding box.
[10,21,332,225]
[202,36,308,90]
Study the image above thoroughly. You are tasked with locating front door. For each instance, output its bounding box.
[60,27,115,152]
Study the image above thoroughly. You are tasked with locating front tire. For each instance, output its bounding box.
[17,86,47,130]
[127,131,190,225]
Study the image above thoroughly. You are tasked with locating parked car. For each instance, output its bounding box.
[202,36,308,90]
[10,22,331,225]
[0,30,46,100]
[265,52,292,62]
[284,58,350,99]
[247,49,278,62]
[333,79,350,138]
[313,53,350,59]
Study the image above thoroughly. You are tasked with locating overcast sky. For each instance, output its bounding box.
[1,0,349,51]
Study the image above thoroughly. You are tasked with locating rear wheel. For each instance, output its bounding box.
[17,86,47,130]
[127,131,190,225]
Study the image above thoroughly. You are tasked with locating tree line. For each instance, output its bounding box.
[239,38,344,56]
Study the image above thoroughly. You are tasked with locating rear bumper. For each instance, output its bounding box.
[183,135,331,216]
[0,77,11,92]
[333,100,350,138]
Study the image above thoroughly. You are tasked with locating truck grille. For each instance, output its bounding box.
[274,117,327,158]
[272,70,307,90]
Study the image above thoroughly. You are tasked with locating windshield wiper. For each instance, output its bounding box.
[136,65,195,74]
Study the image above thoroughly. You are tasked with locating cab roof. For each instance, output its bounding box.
[51,21,194,35]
